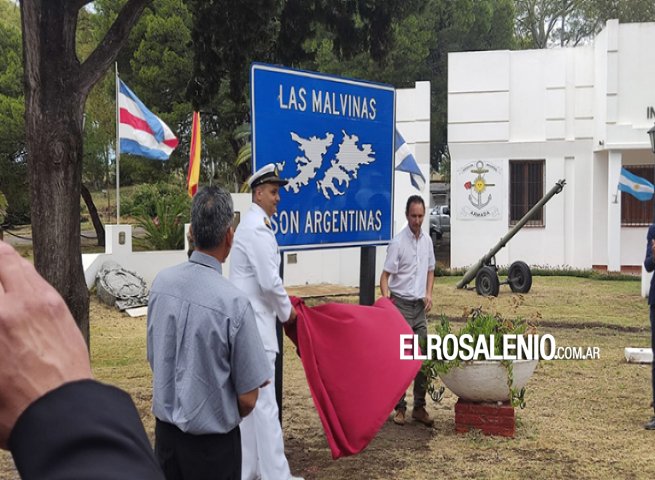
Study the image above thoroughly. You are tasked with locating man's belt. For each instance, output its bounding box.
[390,293,423,307]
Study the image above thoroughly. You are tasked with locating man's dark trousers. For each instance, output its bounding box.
[155,419,241,480]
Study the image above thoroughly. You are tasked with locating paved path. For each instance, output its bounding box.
[2,226,148,248]
[1,227,32,246]
[2,228,102,247]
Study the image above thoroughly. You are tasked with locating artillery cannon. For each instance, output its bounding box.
[456,179,566,296]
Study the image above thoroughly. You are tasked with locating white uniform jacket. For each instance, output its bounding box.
[230,204,292,353]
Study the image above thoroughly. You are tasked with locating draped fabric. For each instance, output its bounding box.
[285,296,423,459]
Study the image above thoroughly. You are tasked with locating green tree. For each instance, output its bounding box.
[183,0,425,188]
[515,0,578,48]
[76,8,115,246]
[186,0,423,108]
[74,0,196,243]
[128,0,194,180]
[426,0,514,167]
[88,0,195,188]
[515,0,655,49]
[129,1,192,115]
[0,0,28,224]
[78,7,114,192]
[20,0,151,342]
[299,0,514,171]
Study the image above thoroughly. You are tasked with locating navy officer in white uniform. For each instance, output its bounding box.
[230,164,302,480]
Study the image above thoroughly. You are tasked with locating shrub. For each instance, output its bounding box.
[123,182,189,218]
[0,160,30,225]
[129,183,191,250]
[134,193,190,251]
[119,155,169,186]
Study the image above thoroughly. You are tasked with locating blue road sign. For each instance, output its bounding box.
[251,63,395,250]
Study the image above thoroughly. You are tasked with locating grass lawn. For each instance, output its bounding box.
[80,184,139,230]
[324,275,649,330]
[434,275,648,330]
[0,275,653,479]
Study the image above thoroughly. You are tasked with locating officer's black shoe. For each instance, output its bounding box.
[644,416,655,430]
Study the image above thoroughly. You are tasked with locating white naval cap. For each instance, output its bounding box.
[247,163,289,189]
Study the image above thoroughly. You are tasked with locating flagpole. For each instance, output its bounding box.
[115,62,121,224]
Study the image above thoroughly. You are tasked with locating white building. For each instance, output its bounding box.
[448,20,655,274]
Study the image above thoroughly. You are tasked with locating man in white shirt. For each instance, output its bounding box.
[380,195,436,427]
[230,164,303,480]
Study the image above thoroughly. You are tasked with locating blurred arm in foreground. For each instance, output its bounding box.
[0,240,163,479]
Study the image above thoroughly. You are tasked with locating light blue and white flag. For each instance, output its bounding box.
[395,129,426,191]
[618,167,654,201]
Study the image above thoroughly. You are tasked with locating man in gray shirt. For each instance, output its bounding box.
[148,186,272,480]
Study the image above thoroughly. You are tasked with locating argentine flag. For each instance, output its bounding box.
[118,80,178,160]
[395,129,426,191]
[618,167,654,201]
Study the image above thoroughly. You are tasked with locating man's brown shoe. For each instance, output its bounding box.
[411,407,434,427]
[393,409,406,425]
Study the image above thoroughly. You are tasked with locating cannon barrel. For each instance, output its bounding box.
[455,179,566,289]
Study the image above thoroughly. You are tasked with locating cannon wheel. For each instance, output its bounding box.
[475,266,500,297]
[508,260,532,293]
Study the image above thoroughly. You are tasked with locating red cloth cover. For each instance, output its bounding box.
[285,296,423,459]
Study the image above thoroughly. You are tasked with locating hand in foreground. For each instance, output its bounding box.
[0,241,92,449]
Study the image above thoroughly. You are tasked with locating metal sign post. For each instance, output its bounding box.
[359,246,376,306]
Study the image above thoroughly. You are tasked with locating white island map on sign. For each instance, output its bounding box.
[284,130,375,199]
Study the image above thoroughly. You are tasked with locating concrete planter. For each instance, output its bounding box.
[439,359,538,403]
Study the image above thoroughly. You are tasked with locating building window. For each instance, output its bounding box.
[509,160,544,226]
[621,166,654,226]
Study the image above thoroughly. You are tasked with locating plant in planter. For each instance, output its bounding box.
[423,308,538,408]
[133,192,190,251]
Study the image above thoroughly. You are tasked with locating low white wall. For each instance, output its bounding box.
[83,225,188,289]
[84,217,391,289]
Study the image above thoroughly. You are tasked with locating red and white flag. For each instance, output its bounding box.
[118,79,178,160]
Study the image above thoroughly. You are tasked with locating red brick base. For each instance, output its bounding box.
[592,264,641,275]
[454,399,515,437]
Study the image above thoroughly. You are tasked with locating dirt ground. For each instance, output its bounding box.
[281,326,655,479]
[1,279,655,479]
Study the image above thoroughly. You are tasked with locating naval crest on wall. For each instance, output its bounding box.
[455,160,503,220]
